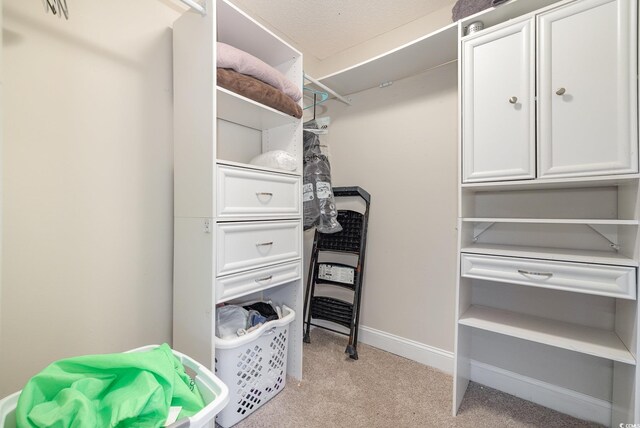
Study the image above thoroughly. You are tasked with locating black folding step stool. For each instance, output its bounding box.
[303,186,371,360]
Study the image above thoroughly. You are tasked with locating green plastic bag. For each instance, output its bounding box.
[16,344,205,428]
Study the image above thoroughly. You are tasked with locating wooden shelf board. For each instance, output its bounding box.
[216,87,300,130]
[462,218,639,225]
[461,174,640,191]
[459,305,636,364]
[318,23,458,96]
[461,244,638,267]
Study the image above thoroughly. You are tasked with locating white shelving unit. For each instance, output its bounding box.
[454,0,639,426]
[318,23,458,96]
[459,305,636,364]
[172,0,304,384]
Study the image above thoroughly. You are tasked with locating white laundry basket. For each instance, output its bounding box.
[0,345,229,428]
[214,305,295,428]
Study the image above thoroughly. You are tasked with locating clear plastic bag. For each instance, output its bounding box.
[215,305,248,339]
[249,150,298,172]
[303,121,342,233]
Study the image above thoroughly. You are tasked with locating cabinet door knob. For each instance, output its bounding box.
[256,241,273,247]
[509,96,518,104]
[555,87,566,96]
[256,192,273,197]
[255,275,273,283]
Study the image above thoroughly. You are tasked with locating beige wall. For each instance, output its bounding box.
[1,0,182,395]
[314,63,459,351]
[298,2,459,353]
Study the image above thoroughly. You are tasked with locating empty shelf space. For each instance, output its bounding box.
[217,86,299,130]
[459,305,636,364]
[461,244,638,267]
[462,218,639,225]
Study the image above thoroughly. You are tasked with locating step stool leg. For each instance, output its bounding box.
[303,234,320,344]
[345,344,358,360]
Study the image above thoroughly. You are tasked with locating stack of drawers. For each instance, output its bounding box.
[214,164,302,304]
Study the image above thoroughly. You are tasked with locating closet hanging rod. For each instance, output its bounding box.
[304,73,352,106]
[179,0,207,15]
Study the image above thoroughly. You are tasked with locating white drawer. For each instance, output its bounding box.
[216,165,300,218]
[461,253,636,299]
[215,261,301,304]
[216,220,302,276]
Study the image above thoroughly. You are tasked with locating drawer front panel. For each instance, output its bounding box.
[217,165,301,218]
[461,253,636,299]
[216,261,301,304]
[217,220,302,276]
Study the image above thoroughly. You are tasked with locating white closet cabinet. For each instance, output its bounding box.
[172,0,303,381]
[462,0,638,183]
[455,0,639,425]
[462,18,535,183]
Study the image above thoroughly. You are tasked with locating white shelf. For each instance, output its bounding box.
[462,217,639,225]
[216,87,300,130]
[318,23,458,96]
[461,243,639,267]
[461,174,640,191]
[459,305,636,365]
[216,159,301,177]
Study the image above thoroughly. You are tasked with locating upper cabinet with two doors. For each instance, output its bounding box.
[462,0,638,183]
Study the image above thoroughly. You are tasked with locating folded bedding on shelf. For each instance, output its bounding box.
[217,42,302,102]
[452,0,507,21]
[217,68,303,119]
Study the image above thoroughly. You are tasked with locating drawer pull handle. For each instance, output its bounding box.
[256,241,273,247]
[255,275,273,283]
[518,269,553,277]
[256,192,273,197]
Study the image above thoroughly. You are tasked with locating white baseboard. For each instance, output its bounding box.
[358,326,455,375]
[309,320,454,374]
[470,360,612,426]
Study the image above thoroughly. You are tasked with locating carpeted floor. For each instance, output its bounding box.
[232,328,602,428]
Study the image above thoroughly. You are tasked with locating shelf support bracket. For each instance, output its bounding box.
[473,222,495,242]
[304,73,352,106]
[587,224,620,251]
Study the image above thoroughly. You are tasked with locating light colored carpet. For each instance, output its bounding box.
[232,328,602,428]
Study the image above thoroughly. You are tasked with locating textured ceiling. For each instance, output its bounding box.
[229,0,454,60]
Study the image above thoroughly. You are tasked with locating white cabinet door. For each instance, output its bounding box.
[538,0,638,179]
[462,18,535,183]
